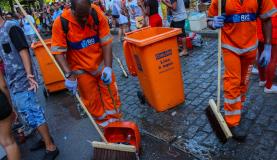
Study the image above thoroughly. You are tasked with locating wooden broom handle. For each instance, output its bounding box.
[217,0,222,110]
[15,0,108,143]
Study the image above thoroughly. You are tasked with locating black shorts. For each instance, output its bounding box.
[0,91,12,120]
[112,15,119,19]
[170,19,186,38]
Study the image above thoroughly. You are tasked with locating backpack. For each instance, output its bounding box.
[60,8,99,43]
[222,0,262,15]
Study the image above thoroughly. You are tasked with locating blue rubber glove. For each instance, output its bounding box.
[65,78,78,95]
[101,67,112,85]
[212,16,225,29]
[259,44,272,68]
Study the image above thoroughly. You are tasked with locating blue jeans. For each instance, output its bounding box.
[13,91,46,129]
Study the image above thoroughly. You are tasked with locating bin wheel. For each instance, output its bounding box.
[137,91,146,104]
[43,88,50,98]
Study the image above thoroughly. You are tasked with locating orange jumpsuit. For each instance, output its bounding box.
[51,5,121,127]
[208,0,277,127]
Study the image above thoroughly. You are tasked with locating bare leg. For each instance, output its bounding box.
[123,24,127,35]
[0,115,20,160]
[37,124,56,151]
[181,37,188,56]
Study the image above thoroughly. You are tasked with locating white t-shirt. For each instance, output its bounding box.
[171,0,187,22]
[22,15,36,36]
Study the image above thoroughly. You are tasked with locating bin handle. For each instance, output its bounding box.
[124,26,151,36]
[15,0,108,143]
[124,28,182,46]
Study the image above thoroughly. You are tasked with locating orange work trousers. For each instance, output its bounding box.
[223,49,256,127]
[77,72,121,128]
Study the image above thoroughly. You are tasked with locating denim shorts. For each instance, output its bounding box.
[13,91,46,129]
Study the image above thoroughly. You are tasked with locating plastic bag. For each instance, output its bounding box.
[189,32,203,47]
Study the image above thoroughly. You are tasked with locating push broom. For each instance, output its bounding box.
[205,0,233,143]
[15,0,138,159]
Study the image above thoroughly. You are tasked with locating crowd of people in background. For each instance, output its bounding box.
[0,0,189,55]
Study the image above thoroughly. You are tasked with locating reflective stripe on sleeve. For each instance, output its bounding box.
[100,34,113,44]
[260,8,277,19]
[51,46,67,52]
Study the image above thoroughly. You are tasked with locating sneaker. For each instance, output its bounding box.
[259,81,266,87]
[264,85,277,94]
[252,67,259,74]
[230,125,247,142]
[43,148,59,160]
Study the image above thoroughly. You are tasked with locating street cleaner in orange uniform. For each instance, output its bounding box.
[51,0,121,128]
[208,0,277,141]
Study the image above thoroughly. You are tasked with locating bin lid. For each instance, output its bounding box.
[31,38,52,49]
[124,27,182,47]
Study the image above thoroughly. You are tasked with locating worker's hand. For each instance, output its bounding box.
[27,74,39,92]
[65,78,78,95]
[259,44,272,68]
[101,67,112,85]
[212,16,225,29]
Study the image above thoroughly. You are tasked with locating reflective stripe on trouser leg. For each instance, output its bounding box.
[223,49,243,127]
[240,50,256,106]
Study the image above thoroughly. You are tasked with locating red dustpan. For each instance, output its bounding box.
[104,85,141,152]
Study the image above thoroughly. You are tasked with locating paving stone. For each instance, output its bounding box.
[202,124,213,133]
[200,133,220,148]
[184,126,199,139]
[255,114,270,127]
[186,93,199,101]
[193,131,208,142]
[267,120,277,132]
[191,98,205,106]
[259,131,276,148]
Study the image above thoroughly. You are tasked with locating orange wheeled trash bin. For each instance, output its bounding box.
[123,27,185,112]
[31,39,65,93]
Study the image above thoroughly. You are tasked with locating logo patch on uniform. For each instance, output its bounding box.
[225,13,257,23]
[68,35,100,50]
[232,15,241,23]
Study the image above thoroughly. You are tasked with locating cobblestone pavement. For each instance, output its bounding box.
[112,37,277,160]
[18,36,277,160]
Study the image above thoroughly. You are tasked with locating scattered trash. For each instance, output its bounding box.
[171,111,177,116]
[188,32,203,47]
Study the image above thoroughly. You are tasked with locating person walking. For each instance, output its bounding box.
[257,0,277,93]
[144,0,162,27]
[0,9,59,160]
[0,60,20,160]
[207,0,276,141]
[162,0,188,56]
[113,0,129,41]
[125,0,144,31]
[51,0,122,128]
